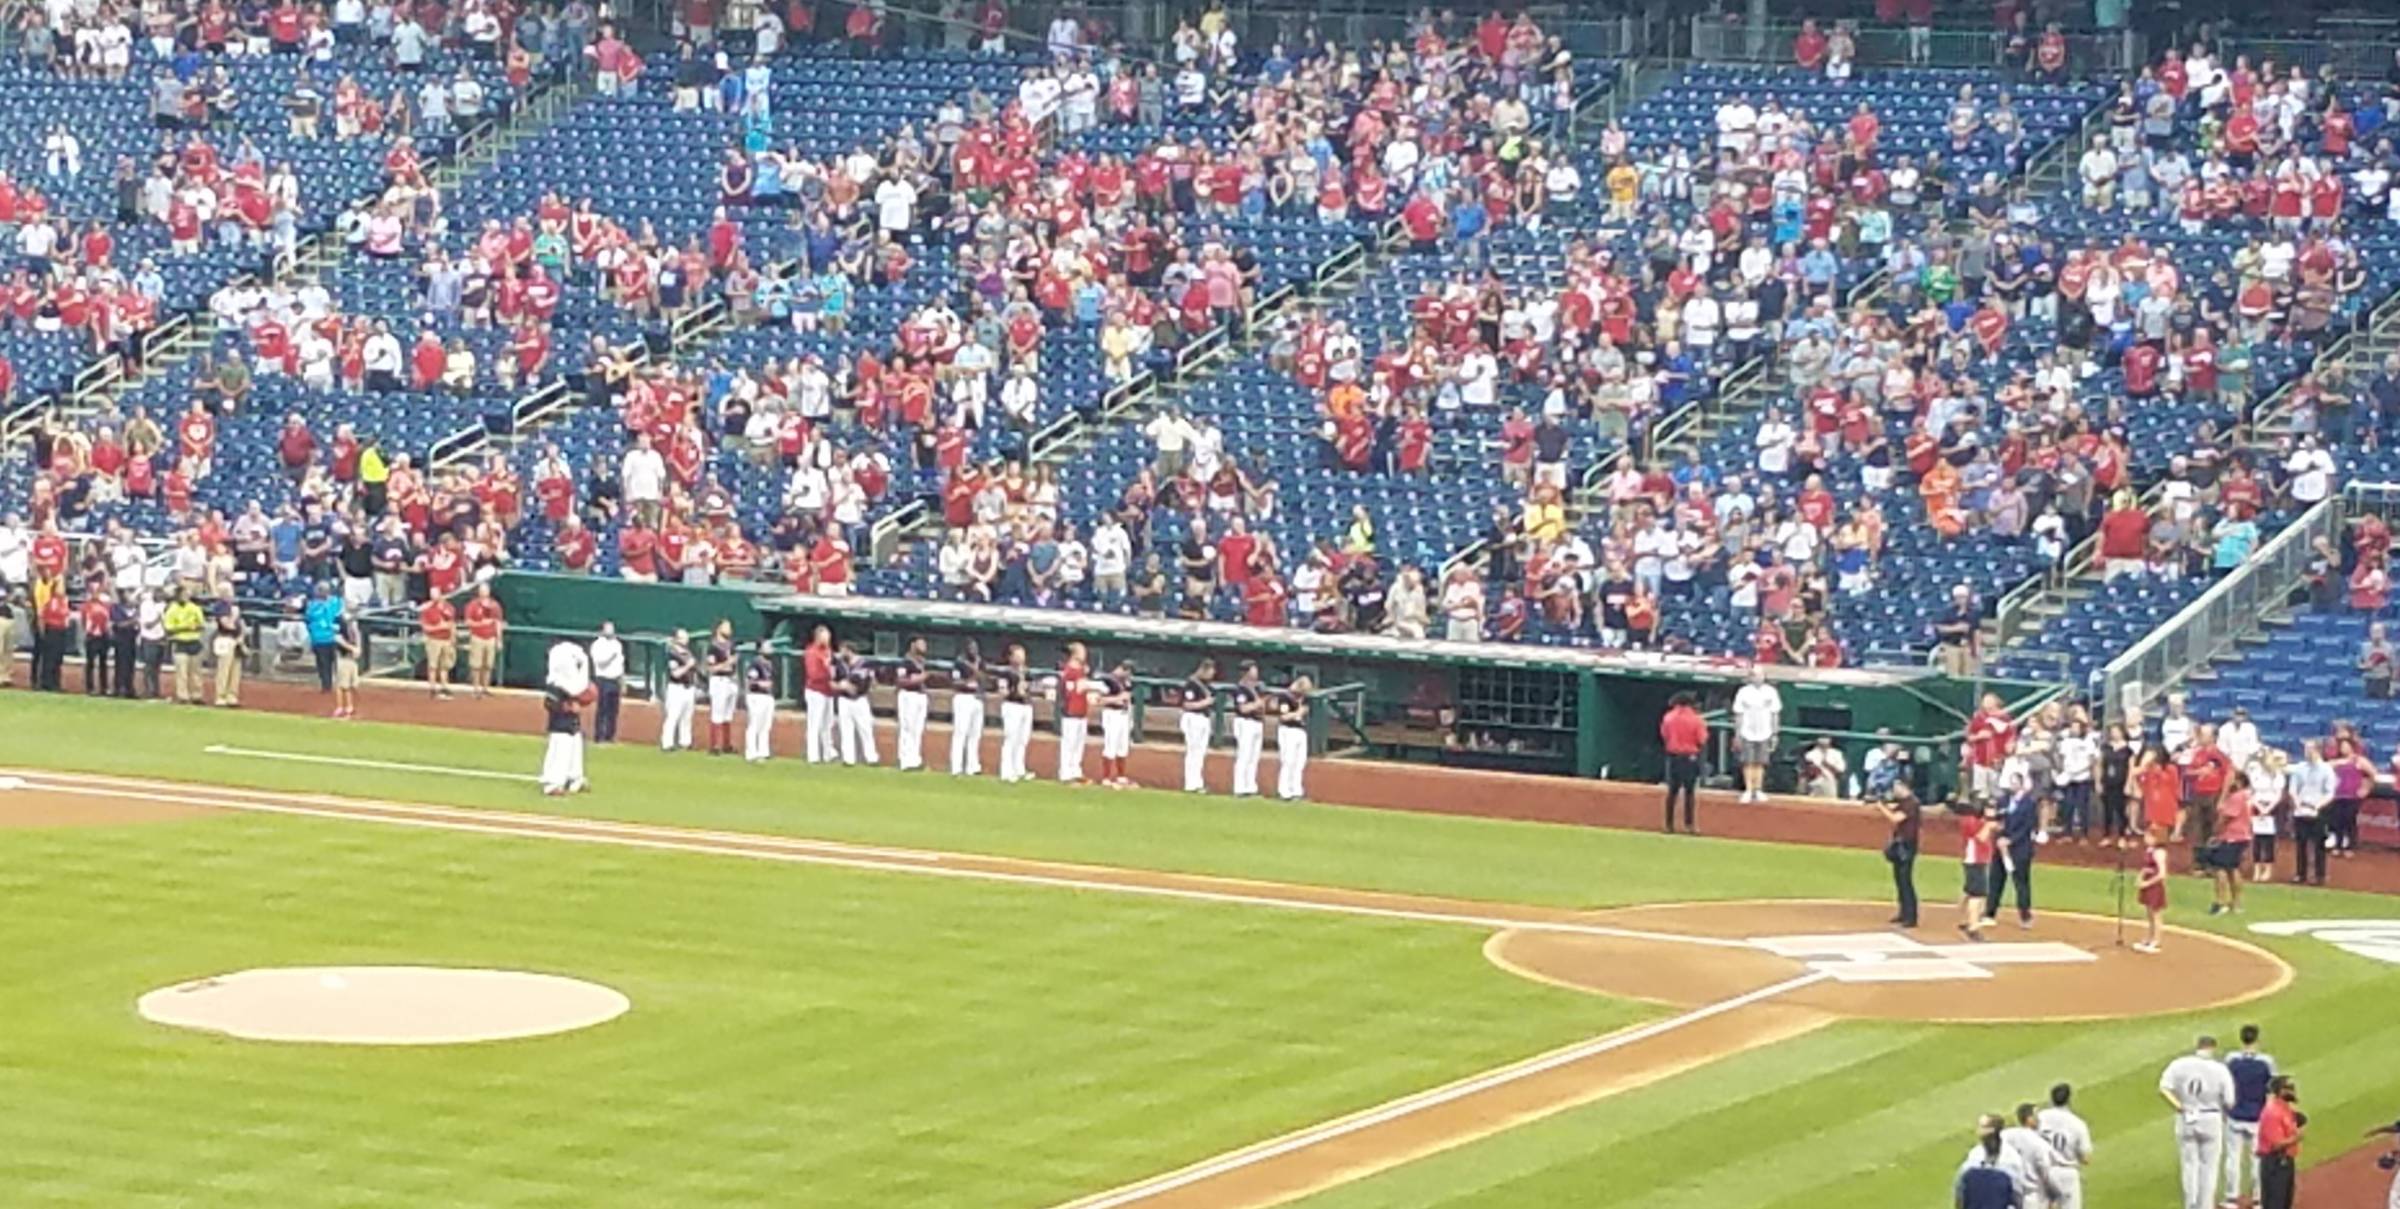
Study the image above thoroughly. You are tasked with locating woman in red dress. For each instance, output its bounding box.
[2134,826,2170,954]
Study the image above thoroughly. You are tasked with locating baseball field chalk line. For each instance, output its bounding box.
[13,764,1758,950]
[203,745,542,783]
[1054,972,1834,1209]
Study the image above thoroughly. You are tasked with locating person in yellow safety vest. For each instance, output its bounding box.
[160,588,207,704]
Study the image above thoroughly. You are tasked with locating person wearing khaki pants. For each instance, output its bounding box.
[210,596,246,707]
[160,589,207,703]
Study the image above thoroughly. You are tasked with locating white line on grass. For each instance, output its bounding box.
[1054,971,1834,1209]
[13,768,1753,950]
[203,745,541,783]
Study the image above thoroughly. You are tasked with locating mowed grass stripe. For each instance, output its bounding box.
[0,812,1632,1208]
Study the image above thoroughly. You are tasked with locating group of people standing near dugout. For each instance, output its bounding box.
[538,621,1317,799]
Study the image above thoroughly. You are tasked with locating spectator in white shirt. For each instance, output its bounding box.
[620,434,667,527]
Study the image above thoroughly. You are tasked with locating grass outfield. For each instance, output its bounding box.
[4,693,2400,1207]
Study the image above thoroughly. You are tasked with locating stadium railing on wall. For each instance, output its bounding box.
[2097,489,2349,723]
[1685,16,2143,73]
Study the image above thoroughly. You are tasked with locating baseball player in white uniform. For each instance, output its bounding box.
[996,644,1035,783]
[2159,1036,2236,1209]
[1055,642,1091,784]
[893,637,930,771]
[2034,1083,2094,1209]
[1228,661,1266,796]
[1275,675,1312,800]
[2001,1102,2063,1209]
[1097,660,1136,788]
[834,641,879,766]
[741,641,777,763]
[704,620,741,756]
[1177,658,1217,793]
[948,640,986,776]
[658,629,698,752]
[538,640,592,795]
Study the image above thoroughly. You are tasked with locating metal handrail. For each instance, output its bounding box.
[2095,490,2344,721]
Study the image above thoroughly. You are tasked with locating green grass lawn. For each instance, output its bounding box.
[6,693,2400,1207]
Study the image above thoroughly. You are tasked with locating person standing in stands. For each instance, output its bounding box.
[1659,692,1707,833]
[948,638,986,777]
[1178,657,1217,793]
[741,639,777,763]
[659,628,698,752]
[1098,658,1137,789]
[463,582,505,697]
[801,624,834,764]
[1055,641,1091,784]
[704,619,740,756]
[893,636,929,771]
[1274,674,1312,801]
[836,640,879,766]
[588,621,624,743]
[209,589,244,707]
[995,643,1035,783]
[162,587,205,704]
[1229,661,1266,797]
[419,590,458,698]
[1877,782,1923,929]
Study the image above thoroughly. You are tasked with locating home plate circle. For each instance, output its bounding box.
[137,967,630,1045]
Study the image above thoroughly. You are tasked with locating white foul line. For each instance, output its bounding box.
[12,765,1755,950]
[1054,971,1833,1209]
[204,745,540,784]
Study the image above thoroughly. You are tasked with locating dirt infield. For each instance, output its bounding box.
[1490,899,2292,1023]
[28,666,2395,896]
[0,778,215,828]
[2304,1136,2399,1207]
[6,763,2317,1209]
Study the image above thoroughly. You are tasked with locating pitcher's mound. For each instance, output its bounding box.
[138,967,630,1045]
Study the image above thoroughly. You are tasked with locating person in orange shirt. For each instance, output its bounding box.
[463,583,506,697]
[420,593,458,697]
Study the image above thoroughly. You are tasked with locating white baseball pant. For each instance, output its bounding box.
[839,697,878,765]
[1231,717,1264,795]
[660,683,696,750]
[951,693,985,774]
[1277,724,1308,800]
[895,690,929,769]
[1101,708,1132,760]
[707,676,738,724]
[540,732,585,792]
[1000,700,1034,780]
[2176,1115,2224,1209]
[804,688,832,763]
[744,692,776,761]
[2223,1119,2261,1207]
[2048,1169,2080,1209]
[1179,711,1210,791]
[1058,714,1088,781]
